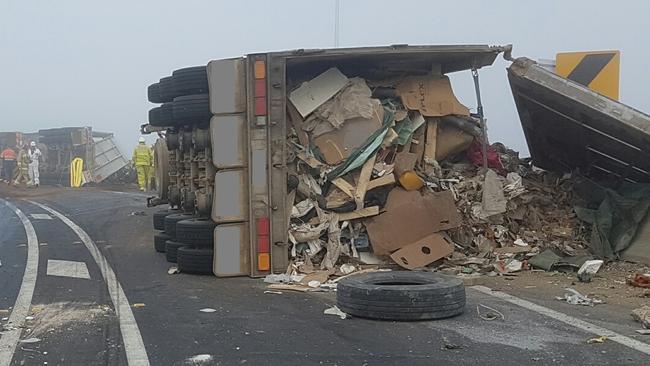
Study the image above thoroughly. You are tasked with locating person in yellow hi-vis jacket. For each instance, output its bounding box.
[132,137,153,191]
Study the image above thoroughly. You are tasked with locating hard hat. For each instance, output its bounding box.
[138,137,146,143]
[30,141,36,147]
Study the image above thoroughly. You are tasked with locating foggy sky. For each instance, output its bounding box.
[1,0,649,156]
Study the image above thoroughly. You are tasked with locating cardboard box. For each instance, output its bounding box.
[365,188,461,255]
[390,233,454,270]
[396,75,469,117]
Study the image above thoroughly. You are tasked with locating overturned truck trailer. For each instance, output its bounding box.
[145,44,509,277]
[38,127,130,185]
[508,57,650,183]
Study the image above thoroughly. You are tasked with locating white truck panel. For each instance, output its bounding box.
[207,58,246,114]
[210,115,246,168]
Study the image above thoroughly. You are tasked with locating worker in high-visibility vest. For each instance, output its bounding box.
[132,137,153,191]
[13,145,30,186]
[0,145,17,182]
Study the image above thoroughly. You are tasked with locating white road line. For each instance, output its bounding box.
[29,213,52,220]
[471,285,650,356]
[29,201,150,366]
[0,200,39,366]
[46,259,91,279]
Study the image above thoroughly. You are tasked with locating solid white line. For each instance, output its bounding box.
[0,200,39,366]
[471,285,650,356]
[46,259,91,280]
[29,201,150,366]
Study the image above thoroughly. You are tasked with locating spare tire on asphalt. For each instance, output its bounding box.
[154,231,171,253]
[172,94,211,125]
[336,271,465,321]
[172,66,208,96]
[147,82,163,103]
[165,240,187,263]
[175,218,216,247]
[153,209,177,230]
[164,213,194,238]
[149,103,174,127]
[177,246,213,275]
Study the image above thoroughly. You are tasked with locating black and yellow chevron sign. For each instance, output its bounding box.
[555,51,620,100]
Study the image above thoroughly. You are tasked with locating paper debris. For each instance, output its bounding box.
[324,305,348,319]
[556,288,603,306]
[168,267,179,275]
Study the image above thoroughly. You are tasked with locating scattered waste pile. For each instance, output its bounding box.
[272,66,597,288]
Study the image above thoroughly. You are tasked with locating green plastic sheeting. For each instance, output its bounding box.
[574,183,650,259]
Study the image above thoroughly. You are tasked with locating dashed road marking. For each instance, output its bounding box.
[29,213,51,220]
[46,259,91,279]
[29,201,150,366]
[0,200,39,366]
[471,285,650,356]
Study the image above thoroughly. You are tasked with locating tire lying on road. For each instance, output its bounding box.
[164,213,194,238]
[177,247,213,275]
[171,66,208,96]
[172,94,211,125]
[336,271,465,321]
[153,209,177,230]
[154,231,171,253]
[175,218,216,247]
[165,240,186,263]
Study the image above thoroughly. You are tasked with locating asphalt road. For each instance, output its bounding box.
[1,188,649,366]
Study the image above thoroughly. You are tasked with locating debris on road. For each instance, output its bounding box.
[556,288,603,306]
[324,305,348,320]
[628,273,650,288]
[631,305,650,329]
[168,266,179,275]
[132,303,146,308]
[199,308,217,313]
[476,303,505,321]
[586,336,608,344]
[185,354,214,365]
[263,290,283,295]
[577,259,604,283]
[19,337,41,344]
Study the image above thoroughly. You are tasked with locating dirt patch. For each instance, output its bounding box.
[480,261,650,309]
[25,302,113,337]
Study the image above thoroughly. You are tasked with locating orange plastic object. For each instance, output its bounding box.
[398,171,424,191]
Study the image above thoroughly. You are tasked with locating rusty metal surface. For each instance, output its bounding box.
[508,57,650,183]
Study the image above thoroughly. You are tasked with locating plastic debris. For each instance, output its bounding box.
[168,267,179,275]
[477,303,505,321]
[586,336,608,344]
[339,263,356,275]
[628,273,650,288]
[132,303,146,308]
[263,273,305,284]
[199,308,217,313]
[556,288,603,306]
[19,337,41,344]
[324,305,348,319]
[577,260,604,282]
[24,316,34,320]
[631,305,650,329]
[263,290,283,295]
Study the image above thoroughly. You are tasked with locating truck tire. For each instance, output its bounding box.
[336,272,465,321]
[149,103,174,127]
[154,232,171,253]
[159,76,174,102]
[153,209,176,230]
[165,240,187,263]
[164,213,194,238]
[177,247,214,275]
[175,218,216,247]
[147,82,163,103]
[172,66,208,96]
[172,94,211,125]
